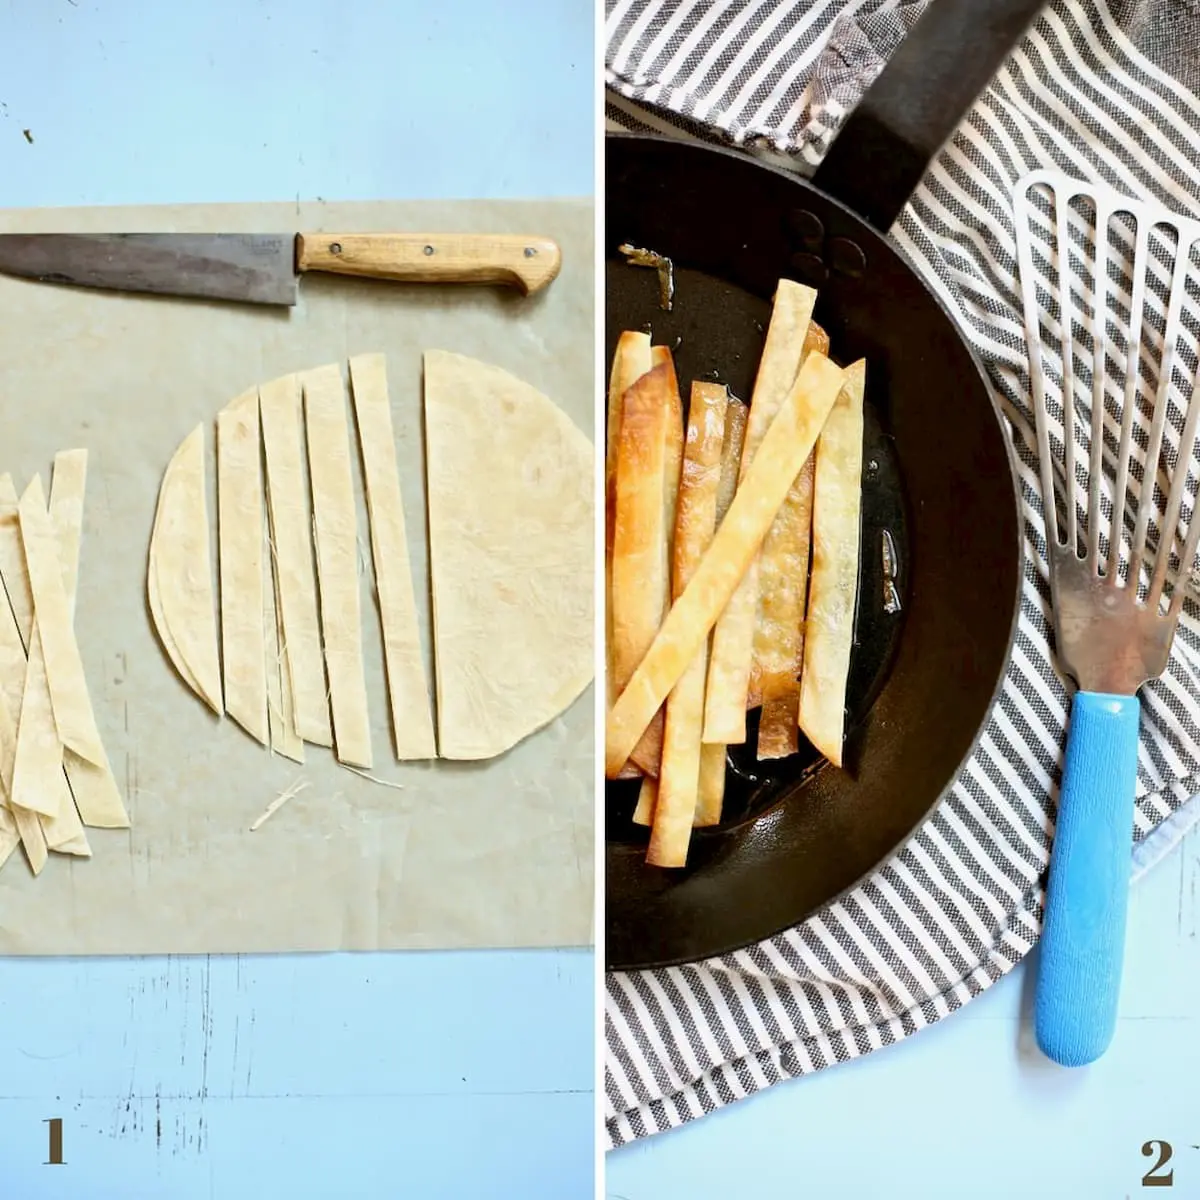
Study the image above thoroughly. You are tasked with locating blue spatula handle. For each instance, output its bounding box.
[1034,691,1140,1067]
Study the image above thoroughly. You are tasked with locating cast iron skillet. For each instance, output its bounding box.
[606,0,1043,971]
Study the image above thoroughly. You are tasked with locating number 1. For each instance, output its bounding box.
[44,1117,64,1165]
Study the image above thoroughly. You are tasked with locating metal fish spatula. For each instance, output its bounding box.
[1013,169,1200,1067]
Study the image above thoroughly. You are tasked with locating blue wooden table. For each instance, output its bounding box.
[608,814,1200,1198]
[0,3,595,1197]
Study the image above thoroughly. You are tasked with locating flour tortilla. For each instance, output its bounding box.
[148,424,224,716]
[423,349,593,760]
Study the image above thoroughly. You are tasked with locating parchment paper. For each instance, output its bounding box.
[0,198,595,955]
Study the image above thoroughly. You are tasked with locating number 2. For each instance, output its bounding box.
[1142,1140,1174,1187]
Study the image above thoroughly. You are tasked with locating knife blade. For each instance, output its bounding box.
[0,231,562,307]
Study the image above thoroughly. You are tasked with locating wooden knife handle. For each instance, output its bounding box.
[295,233,561,295]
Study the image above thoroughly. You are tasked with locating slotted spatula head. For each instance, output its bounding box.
[1013,169,1200,695]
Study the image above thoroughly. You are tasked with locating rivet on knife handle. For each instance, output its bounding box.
[294,233,562,295]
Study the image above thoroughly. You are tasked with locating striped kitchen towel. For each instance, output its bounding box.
[604,0,1200,1148]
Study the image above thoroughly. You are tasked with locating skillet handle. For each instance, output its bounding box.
[811,0,1047,232]
[1034,691,1140,1067]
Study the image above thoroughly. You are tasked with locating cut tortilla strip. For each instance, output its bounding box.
[0,803,19,871]
[304,364,373,769]
[349,353,436,761]
[260,373,332,747]
[694,743,726,827]
[752,454,815,760]
[715,400,748,529]
[424,349,593,760]
[0,474,33,648]
[606,351,846,777]
[0,487,86,842]
[703,281,817,744]
[631,775,656,826]
[217,388,269,746]
[48,450,88,618]
[264,508,304,764]
[630,348,684,776]
[48,454,128,832]
[18,476,107,765]
[748,320,827,713]
[609,359,681,777]
[148,425,224,717]
[799,359,866,768]
[0,490,56,870]
[693,397,748,824]
[11,625,74,818]
[649,380,728,868]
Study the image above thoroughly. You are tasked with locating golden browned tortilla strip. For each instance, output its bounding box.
[800,359,866,767]
[606,332,654,716]
[424,350,593,760]
[217,388,269,747]
[694,743,727,827]
[754,454,815,760]
[704,281,818,744]
[606,352,846,777]
[693,398,748,825]
[631,775,656,826]
[609,361,675,771]
[304,364,373,769]
[649,380,728,868]
[628,347,684,777]
[349,353,437,761]
[260,373,332,747]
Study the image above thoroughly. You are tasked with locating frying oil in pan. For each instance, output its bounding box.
[606,262,909,842]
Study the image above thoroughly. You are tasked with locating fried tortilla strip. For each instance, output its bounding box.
[349,353,436,761]
[304,364,373,769]
[606,333,653,728]
[649,380,728,868]
[694,744,727,827]
[607,352,846,777]
[704,281,817,744]
[218,389,269,746]
[748,320,828,712]
[631,775,656,826]
[609,359,677,775]
[800,359,866,768]
[628,347,684,777]
[693,397,748,826]
[754,455,815,760]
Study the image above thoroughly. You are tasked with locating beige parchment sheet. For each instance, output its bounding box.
[0,197,595,954]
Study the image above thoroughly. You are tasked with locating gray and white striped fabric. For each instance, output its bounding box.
[605,0,1200,1149]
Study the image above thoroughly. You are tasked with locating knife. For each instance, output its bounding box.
[0,231,562,306]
